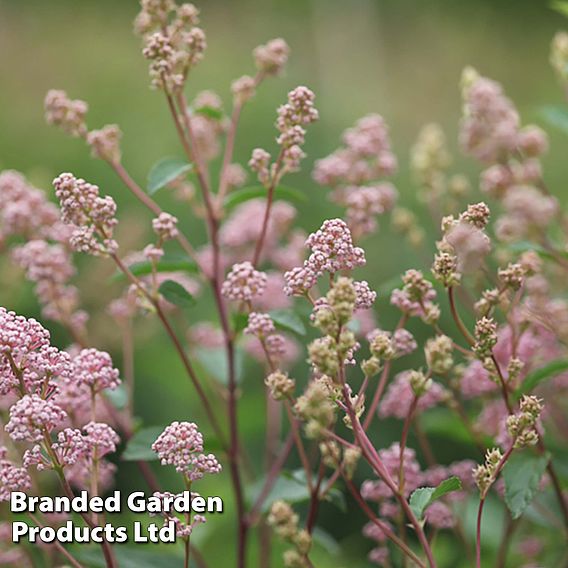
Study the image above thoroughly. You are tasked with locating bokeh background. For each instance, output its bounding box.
[1,0,567,566]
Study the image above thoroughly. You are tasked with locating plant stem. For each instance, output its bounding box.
[252,152,284,266]
[448,287,475,346]
[172,88,249,568]
[344,392,437,568]
[343,477,426,568]
[399,395,419,495]
[111,252,227,447]
[475,497,485,568]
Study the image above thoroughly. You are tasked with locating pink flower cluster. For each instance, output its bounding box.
[361,443,475,556]
[6,394,67,442]
[72,348,121,393]
[12,240,87,334]
[149,491,207,538]
[0,307,69,396]
[0,171,61,244]
[379,371,447,419]
[460,71,555,243]
[25,422,119,472]
[284,219,365,296]
[152,212,179,241]
[152,421,222,480]
[222,261,267,301]
[390,269,438,319]
[313,114,398,237]
[244,312,292,362]
[253,38,290,75]
[276,86,319,171]
[53,172,118,256]
[0,447,31,502]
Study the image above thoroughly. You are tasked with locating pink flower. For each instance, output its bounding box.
[253,38,289,75]
[0,447,32,501]
[188,322,224,349]
[379,372,447,419]
[425,501,455,529]
[222,262,267,301]
[72,348,120,393]
[244,313,275,337]
[6,394,67,442]
[152,212,179,241]
[459,74,519,163]
[353,280,377,310]
[53,173,118,256]
[83,422,120,458]
[305,219,366,273]
[152,421,222,480]
[344,183,397,237]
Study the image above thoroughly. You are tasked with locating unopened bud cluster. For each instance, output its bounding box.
[268,500,312,567]
[506,395,543,448]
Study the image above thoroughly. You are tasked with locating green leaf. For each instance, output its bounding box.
[312,527,341,556]
[507,241,562,262]
[420,409,476,445]
[74,546,187,568]
[503,451,550,519]
[195,347,244,385]
[409,477,462,520]
[430,476,462,501]
[551,1,568,18]
[223,185,307,211]
[104,384,128,410]
[158,279,196,309]
[250,475,310,513]
[518,359,568,395]
[122,426,164,461]
[247,469,345,513]
[111,254,198,281]
[193,105,224,120]
[147,157,193,195]
[324,486,347,512]
[539,104,568,135]
[269,309,306,336]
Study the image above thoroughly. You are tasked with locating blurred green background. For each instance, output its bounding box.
[1,0,567,566]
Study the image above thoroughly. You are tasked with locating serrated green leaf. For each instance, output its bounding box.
[111,254,198,281]
[539,104,568,135]
[158,279,196,309]
[518,359,568,395]
[409,476,462,519]
[269,309,306,336]
[122,426,164,461]
[147,157,193,195]
[193,105,224,120]
[503,451,549,519]
[409,488,434,520]
[195,347,244,385]
[431,476,462,500]
[223,185,306,211]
